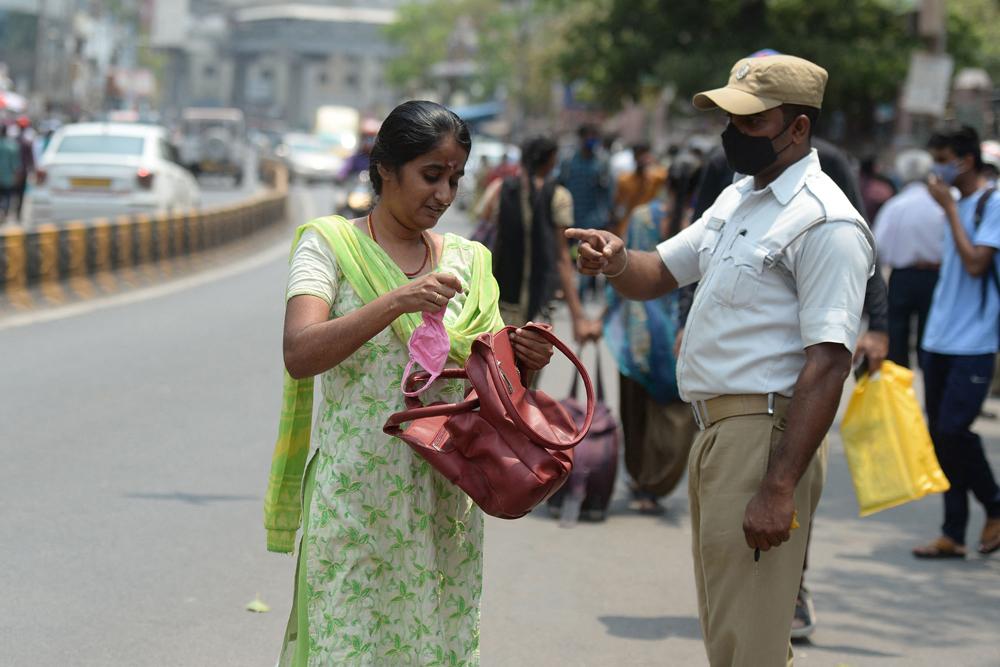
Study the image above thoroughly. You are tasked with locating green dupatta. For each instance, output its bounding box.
[264,215,503,553]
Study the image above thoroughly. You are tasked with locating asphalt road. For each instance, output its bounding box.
[2,185,998,666]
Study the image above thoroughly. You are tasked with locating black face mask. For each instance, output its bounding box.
[721,120,795,176]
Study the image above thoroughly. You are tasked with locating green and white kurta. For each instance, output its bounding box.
[279,230,487,666]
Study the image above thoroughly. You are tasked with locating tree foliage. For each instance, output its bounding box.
[949,0,1000,84]
[385,0,561,117]
[545,0,984,133]
[385,0,520,102]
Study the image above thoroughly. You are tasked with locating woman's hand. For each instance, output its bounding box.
[391,272,464,314]
[573,317,603,344]
[511,322,554,371]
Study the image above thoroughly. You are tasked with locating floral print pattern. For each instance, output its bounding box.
[281,234,484,666]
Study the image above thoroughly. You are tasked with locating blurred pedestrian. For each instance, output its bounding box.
[13,115,34,222]
[610,142,667,238]
[337,117,379,181]
[560,123,613,300]
[473,154,492,206]
[338,118,379,182]
[268,100,555,664]
[0,123,21,224]
[485,150,520,185]
[605,154,700,514]
[874,147,944,369]
[913,126,1000,559]
[859,155,896,223]
[609,136,636,182]
[559,124,612,232]
[568,54,874,666]
[487,136,601,342]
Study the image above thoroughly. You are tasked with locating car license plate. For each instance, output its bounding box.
[70,177,112,189]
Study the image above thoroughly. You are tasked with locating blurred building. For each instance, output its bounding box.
[0,0,144,117]
[153,0,404,130]
[0,0,85,111]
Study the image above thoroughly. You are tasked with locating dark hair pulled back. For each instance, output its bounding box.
[665,154,702,239]
[368,100,472,195]
[520,136,558,177]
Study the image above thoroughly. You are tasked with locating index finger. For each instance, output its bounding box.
[565,228,606,248]
[433,272,464,292]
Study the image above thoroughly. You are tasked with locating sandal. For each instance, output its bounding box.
[979,518,1000,555]
[912,536,967,559]
[636,497,665,515]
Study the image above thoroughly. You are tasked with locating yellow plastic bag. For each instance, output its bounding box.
[840,361,949,517]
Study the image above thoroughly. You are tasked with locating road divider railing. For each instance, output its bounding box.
[0,159,289,306]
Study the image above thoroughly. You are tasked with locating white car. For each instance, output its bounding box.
[277,133,345,184]
[28,123,201,224]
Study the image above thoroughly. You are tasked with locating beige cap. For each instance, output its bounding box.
[692,55,828,115]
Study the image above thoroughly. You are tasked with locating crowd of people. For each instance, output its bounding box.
[266,52,1000,666]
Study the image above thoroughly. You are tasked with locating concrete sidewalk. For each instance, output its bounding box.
[480,305,1000,667]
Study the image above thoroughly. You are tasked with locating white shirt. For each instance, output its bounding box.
[873,181,946,268]
[658,150,874,402]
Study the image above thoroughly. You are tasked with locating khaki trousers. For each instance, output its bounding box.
[687,413,827,667]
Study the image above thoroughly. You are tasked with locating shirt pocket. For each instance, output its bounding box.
[697,217,726,275]
[710,235,768,309]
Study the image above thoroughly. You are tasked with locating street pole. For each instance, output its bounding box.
[34,0,49,105]
[920,0,947,55]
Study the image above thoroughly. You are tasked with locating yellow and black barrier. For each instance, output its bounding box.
[0,159,288,307]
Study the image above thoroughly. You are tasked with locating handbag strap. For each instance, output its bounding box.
[491,324,595,450]
[569,341,605,402]
[383,369,477,435]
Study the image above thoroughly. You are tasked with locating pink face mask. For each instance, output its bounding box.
[402,307,451,396]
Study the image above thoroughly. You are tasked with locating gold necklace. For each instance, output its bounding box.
[367,213,433,277]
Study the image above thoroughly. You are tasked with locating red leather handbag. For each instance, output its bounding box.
[383,324,595,519]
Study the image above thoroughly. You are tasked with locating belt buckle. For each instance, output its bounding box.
[767,393,775,416]
[692,400,708,430]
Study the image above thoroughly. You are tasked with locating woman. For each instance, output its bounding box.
[604,154,701,514]
[267,101,554,665]
[482,136,601,341]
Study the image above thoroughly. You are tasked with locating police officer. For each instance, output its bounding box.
[567,55,874,666]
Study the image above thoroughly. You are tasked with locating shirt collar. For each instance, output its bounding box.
[730,149,820,205]
[766,149,821,205]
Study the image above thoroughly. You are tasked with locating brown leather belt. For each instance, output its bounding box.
[900,262,941,271]
[691,393,792,431]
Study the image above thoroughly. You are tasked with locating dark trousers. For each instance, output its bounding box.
[921,351,1000,544]
[13,177,26,221]
[0,185,12,218]
[887,267,938,368]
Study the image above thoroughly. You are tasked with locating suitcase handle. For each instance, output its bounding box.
[569,341,605,402]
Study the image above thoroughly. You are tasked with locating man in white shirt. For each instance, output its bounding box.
[567,55,874,666]
[874,146,946,369]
